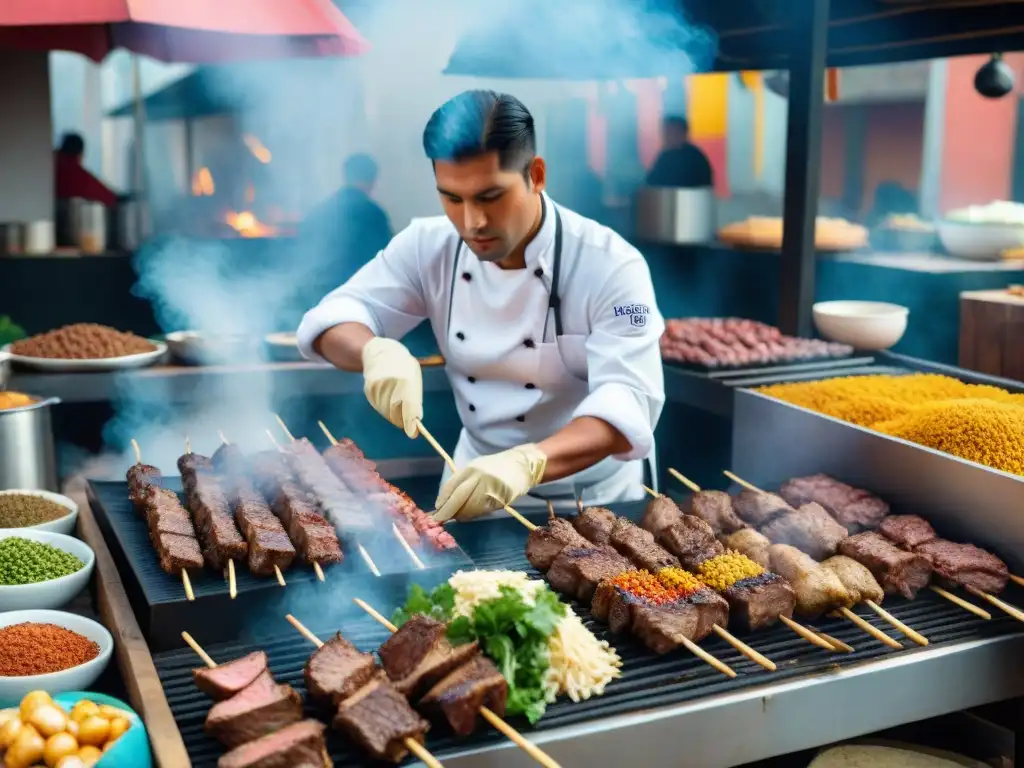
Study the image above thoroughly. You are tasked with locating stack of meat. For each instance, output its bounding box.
[303,616,506,763]
[193,650,329,767]
[282,438,376,536]
[126,462,204,574]
[660,317,853,368]
[178,453,248,572]
[215,444,344,573]
[320,437,457,551]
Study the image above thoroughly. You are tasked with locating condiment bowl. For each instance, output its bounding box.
[54,691,152,768]
[0,489,78,535]
[812,301,909,351]
[0,529,95,611]
[0,609,113,704]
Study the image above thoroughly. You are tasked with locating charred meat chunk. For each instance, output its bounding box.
[304,633,378,705]
[420,655,508,737]
[779,474,889,534]
[720,528,772,569]
[641,495,683,537]
[878,514,937,550]
[687,491,746,536]
[573,506,616,545]
[127,463,162,507]
[194,651,268,701]
[378,615,479,699]
[759,502,849,560]
[525,517,591,572]
[332,678,429,764]
[155,532,205,573]
[608,518,679,572]
[821,555,884,604]
[732,489,792,528]
[216,719,328,768]
[657,515,724,570]
[914,539,1009,594]
[591,582,726,653]
[722,574,796,632]
[547,546,632,603]
[205,670,302,748]
[184,472,247,570]
[769,544,852,619]
[839,532,932,599]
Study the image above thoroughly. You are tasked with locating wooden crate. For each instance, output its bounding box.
[959,289,1024,382]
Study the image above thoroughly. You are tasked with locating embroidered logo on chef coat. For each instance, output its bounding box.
[614,303,650,327]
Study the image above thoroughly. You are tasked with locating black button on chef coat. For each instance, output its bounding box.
[468,376,476,383]
[525,383,536,389]
[469,404,476,412]
[456,332,465,341]
[523,338,535,349]
[516,415,526,422]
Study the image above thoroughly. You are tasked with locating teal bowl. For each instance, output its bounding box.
[52,691,152,768]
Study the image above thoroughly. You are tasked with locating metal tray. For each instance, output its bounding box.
[87,478,474,652]
[151,503,1024,767]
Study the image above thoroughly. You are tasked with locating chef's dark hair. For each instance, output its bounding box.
[343,153,378,185]
[663,115,689,134]
[422,90,536,178]
[57,132,85,157]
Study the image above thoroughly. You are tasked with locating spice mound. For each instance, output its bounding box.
[0,392,35,411]
[0,538,84,585]
[0,622,99,676]
[608,568,702,605]
[10,324,156,360]
[0,495,71,529]
[696,552,766,592]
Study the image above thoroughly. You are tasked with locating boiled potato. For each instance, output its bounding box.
[73,747,101,768]
[95,706,130,722]
[0,709,18,729]
[66,704,97,726]
[106,716,129,743]
[63,722,77,740]
[0,717,23,748]
[54,758,86,768]
[18,694,51,724]
[27,706,67,739]
[73,718,108,750]
[42,732,78,767]
[6,724,45,768]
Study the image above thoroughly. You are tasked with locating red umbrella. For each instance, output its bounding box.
[0,0,369,62]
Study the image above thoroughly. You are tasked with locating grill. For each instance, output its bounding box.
[87,479,472,651]
[151,502,1024,767]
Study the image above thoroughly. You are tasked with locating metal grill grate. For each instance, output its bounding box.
[152,505,1024,767]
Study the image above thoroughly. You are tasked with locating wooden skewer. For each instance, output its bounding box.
[182,631,217,668]
[133,438,193,601]
[285,614,444,768]
[353,599,563,768]
[312,561,326,582]
[318,420,338,445]
[273,565,287,587]
[667,467,701,494]
[865,600,927,646]
[273,413,295,442]
[359,544,382,577]
[266,429,283,451]
[967,586,1024,623]
[1009,574,1024,588]
[930,586,991,620]
[393,523,425,570]
[811,628,855,653]
[415,419,537,531]
[641,484,834,653]
[836,607,902,649]
[722,470,762,493]
[218,429,230,445]
[187,437,237,600]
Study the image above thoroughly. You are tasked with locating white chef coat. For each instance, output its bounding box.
[297,194,666,517]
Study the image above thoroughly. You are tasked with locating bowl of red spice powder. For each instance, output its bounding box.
[0,609,112,704]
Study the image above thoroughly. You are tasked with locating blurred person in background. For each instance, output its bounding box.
[54,132,117,206]
[645,116,714,188]
[299,90,665,524]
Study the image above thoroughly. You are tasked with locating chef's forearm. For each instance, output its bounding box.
[536,416,632,483]
[313,322,376,372]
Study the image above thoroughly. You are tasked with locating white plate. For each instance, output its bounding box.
[1,340,167,372]
[0,490,78,535]
[0,530,95,611]
[0,609,113,704]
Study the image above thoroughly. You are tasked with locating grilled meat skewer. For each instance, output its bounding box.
[126,463,204,575]
[178,452,247,571]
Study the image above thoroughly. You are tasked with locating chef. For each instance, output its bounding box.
[297,90,665,523]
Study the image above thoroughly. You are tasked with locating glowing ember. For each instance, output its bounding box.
[224,210,278,238]
[245,184,256,204]
[191,167,214,196]
[242,135,272,164]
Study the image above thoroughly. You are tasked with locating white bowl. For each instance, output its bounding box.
[0,490,78,535]
[813,301,909,351]
[937,220,1024,260]
[0,609,112,704]
[0,530,94,611]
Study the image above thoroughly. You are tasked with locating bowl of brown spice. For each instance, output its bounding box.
[2,323,166,372]
[0,610,112,703]
[0,491,77,535]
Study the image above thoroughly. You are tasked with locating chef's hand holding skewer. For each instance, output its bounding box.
[351,598,564,768]
[361,337,424,439]
[433,443,548,524]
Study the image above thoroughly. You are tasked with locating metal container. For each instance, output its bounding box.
[0,396,61,491]
[0,351,9,389]
[635,186,715,244]
[77,201,107,254]
[0,223,25,254]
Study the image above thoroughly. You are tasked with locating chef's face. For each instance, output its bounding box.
[434,152,546,263]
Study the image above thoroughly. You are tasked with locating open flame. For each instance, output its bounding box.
[242,134,272,164]
[224,210,278,238]
[191,167,215,196]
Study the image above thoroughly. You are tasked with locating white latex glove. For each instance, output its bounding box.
[361,337,423,438]
[433,444,548,523]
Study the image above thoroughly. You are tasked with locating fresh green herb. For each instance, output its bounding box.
[391,582,456,628]
[397,581,566,724]
[0,316,25,347]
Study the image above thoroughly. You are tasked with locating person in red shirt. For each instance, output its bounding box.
[54,132,117,207]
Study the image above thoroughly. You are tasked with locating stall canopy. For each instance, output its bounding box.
[106,66,239,121]
[0,0,369,63]
[444,0,1024,79]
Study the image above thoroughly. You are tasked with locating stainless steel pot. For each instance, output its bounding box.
[0,351,9,390]
[635,186,715,245]
[0,396,60,491]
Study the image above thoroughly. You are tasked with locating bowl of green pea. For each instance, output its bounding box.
[0,530,94,611]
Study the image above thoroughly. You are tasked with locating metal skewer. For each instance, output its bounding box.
[133,438,194,601]
[284,615,444,768]
[353,598,563,768]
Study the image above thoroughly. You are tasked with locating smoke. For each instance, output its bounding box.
[94,0,715,608]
